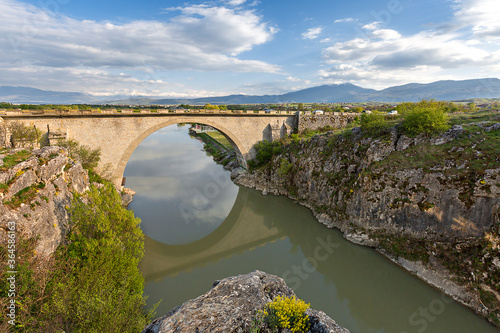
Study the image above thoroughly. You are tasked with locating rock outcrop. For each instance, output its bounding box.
[236,126,500,241]
[142,270,349,333]
[0,146,90,258]
[234,122,500,324]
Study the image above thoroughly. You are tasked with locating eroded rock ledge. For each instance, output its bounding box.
[142,270,349,333]
[0,146,89,258]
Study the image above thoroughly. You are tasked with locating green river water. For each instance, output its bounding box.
[124,125,498,333]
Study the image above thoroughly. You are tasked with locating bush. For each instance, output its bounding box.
[360,111,391,137]
[48,183,152,332]
[250,140,284,169]
[58,139,101,170]
[0,183,153,332]
[8,121,42,148]
[277,158,293,176]
[401,101,449,136]
[260,295,310,332]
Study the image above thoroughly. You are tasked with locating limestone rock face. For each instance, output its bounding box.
[0,146,90,258]
[142,271,349,333]
[235,126,500,241]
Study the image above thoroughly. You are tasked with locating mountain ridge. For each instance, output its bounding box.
[1,78,500,105]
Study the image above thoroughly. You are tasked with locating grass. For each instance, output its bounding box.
[0,150,32,171]
[205,131,233,150]
[448,110,500,127]
[373,124,500,177]
[3,183,45,209]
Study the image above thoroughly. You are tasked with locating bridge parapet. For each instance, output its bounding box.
[0,109,301,117]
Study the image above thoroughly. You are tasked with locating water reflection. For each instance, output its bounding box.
[126,125,498,333]
[124,126,238,244]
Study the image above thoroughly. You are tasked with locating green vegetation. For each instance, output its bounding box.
[57,139,101,170]
[277,158,293,176]
[257,296,310,333]
[0,150,32,171]
[247,140,284,170]
[357,100,452,138]
[50,183,153,332]
[0,138,154,331]
[7,122,41,148]
[360,111,392,137]
[203,103,219,110]
[399,100,450,136]
[3,183,45,209]
[0,182,153,332]
[205,131,233,150]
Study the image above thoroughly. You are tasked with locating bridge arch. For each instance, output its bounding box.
[114,119,248,186]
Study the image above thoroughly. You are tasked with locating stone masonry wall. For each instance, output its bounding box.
[298,114,358,133]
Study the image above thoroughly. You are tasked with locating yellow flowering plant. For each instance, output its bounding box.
[259,295,310,332]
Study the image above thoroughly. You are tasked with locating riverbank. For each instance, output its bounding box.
[233,110,500,326]
[190,129,239,170]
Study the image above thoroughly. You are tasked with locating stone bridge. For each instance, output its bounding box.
[1,109,296,186]
[1,109,356,187]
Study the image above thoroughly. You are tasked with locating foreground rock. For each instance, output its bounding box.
[142,271,349,333]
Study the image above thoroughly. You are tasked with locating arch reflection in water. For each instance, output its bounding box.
[126,125,498,333]
[124,125,239,245]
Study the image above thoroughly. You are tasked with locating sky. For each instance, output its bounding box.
[1,0,500,98]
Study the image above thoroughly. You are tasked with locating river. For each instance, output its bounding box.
[123,125,498,333]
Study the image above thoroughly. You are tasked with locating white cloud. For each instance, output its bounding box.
[0,0,279,94]
[334,18,355,23]
[302,27,323,40]
[319,0,500,88]
[362,22,380,31]
[226,0,247,6]
[453,0,500,39]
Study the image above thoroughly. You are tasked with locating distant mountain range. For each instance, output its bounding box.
[2,78,500,105]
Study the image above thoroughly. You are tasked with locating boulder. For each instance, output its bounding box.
[142,271,349,333]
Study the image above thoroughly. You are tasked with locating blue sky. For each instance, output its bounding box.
[1,0,499,98]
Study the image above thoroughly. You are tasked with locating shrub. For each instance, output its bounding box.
[8,122,42,148]
[401,104,449,136]
[360,111,391,137]
[47,183,153,332]
[260,295,310,332]
[0,183,153,332]
[58,139,101,170]
[277,158,293,176]
[250,140,284,168]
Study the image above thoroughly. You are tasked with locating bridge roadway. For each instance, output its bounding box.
[1,109,296,187]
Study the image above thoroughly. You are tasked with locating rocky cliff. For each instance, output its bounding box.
[142,270,349,333]
[0,146,89,258]
[234,120,500,324]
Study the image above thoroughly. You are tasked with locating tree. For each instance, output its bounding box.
[297,103,304,111]
[204,103,219,110]
[58,139,101,170]
[8,121,42,148]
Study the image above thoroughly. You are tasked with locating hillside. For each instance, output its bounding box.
[1,78,500,105]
